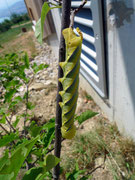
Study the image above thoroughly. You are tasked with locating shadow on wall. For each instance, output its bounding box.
[107,1,134,29]
[107,0,135,136]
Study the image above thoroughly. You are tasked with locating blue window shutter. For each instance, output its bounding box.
[71,0,107,98]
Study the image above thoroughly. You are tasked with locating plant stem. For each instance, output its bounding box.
[0,124,9,134]
[53,0,71,179]
[24,84,29,135]
[70,0,87,28]
[6,116,16,132]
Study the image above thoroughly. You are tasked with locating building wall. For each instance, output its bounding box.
[79,0,135,140]
[82,0,135,140]
[104,0,135,139]
[24,0,42,21]
[49,0,61,42]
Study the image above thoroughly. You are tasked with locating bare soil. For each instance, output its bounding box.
[0,31,38,58]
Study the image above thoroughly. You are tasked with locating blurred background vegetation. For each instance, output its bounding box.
[0,13,30,33]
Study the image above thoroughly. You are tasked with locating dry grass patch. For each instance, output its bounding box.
[0,23,38,58]
[61,118,135,180]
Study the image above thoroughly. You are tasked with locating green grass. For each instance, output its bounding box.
[0,22,32,44]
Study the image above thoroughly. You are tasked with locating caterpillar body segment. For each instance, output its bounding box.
[59,77,79,104]
[60,100,77,122]
[59,46,80,74]
[61,124,76,140]
[59,27,83,139]
[59,91,78,115]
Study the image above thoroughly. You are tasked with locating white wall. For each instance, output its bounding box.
[105,0,135,139]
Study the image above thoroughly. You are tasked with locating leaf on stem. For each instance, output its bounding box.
[13,116,21,128]
[0,136,39,180]
[0,133,18,148]
[0,150,9,171]
[0,115,6,124]
[29,122,43,137]
[22,155,60,180]
[31,63,49,74]
[23,53,30,69]
[5,89,16,103]
[75,110,98,125]
[35,2,61,43]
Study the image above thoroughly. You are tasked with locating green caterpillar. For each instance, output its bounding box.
[59,27,83,139]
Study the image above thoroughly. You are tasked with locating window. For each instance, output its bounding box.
[71,0,107,98]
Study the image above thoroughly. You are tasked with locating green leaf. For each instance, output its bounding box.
[32,63,49,74]
[43,118,55,130]
[14,96,22,102]
[41,3,51,42]
[22,167,43,180]
[38,118,55,152]
[29,122,43,137]
[23,155,60,180]
[5,80,20,90]
[0,172,14,180]
[38,64,49,71]
[0,136,39,180]
[0,133,18,148]
[35,18,41,38]
[5,89,16,102]
[0,108,6,115]
[31,148,42,157]
[45,154,60,171]
[9,96,23,109]
[35,2,61,43]
[43,127,55,151]
[0,115,6,124]
[13,116,20,128]
[27,102,35,110]
[35,174,46,180]
[0,59,6,65]
[35,19,42,43]
[0,151,9,171]
[23,53,29,69]
[0,109,6,124]
[12,96,22,103]
[80,175,93,180]
[31,63,38,73]
[66,164,86,180]
[75,110,98,125]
